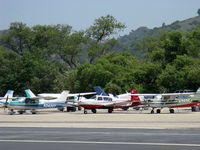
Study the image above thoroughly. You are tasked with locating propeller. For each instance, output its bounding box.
[3,96,9,112]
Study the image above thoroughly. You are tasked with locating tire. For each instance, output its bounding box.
[18,111,24,114]
[151,110,154,114]
[169,109,174,113]
[108,108,113,113]
[91,109,96,113]
[84,110,87,114]
[156,109,161,114]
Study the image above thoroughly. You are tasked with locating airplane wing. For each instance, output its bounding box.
[104,100,132,107]
[70,92,96,96]
[0,97,19,100]
[131,92,194,96]
[38,92,96,98]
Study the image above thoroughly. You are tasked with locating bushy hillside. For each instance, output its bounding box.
[116,15,200,54]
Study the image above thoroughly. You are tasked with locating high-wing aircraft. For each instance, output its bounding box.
[78,87,143,114]
[3,89,69,115]
[37,91,96,112]
[131,88,200,113]
[0,90,14,108]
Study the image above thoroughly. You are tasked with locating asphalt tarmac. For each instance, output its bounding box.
[0,127,200,150]
[0,108,200,150]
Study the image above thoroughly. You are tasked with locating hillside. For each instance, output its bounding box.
[116,15,200,54]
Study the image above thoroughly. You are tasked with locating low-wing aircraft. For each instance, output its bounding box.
[0,90,14,108]
[3,89,69,115]
[131,88,200,113]
[78,87,143,114]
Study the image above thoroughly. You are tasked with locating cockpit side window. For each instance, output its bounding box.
[103,97,109,101]
[97,97,103,100]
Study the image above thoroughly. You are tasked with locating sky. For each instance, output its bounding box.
[1,0,200,35]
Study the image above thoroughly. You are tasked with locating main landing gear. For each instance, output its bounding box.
[84,109,88,114]
[8,109,15,115]
[83,108,97,114]
[91,108,97,113]
[169,109,174,113]
[108,108,113,113]
[150,108,161,114]
[30,109,37,114]
[150,108,175,114]
[18,110,26,114]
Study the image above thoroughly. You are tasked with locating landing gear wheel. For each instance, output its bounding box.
[108,108,113,113]
[169,109,174,113]
[31,110,37,114]
[18,110,25,114]
[8,111,15,115]
[84,110,87,114]
[91,109,96,113]
[78,106,82,111]
[156,109,161,114]
[151,110,154,114]
[9,109,15,115]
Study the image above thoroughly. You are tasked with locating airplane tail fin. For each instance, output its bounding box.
[131,88,140,101]
[93,86,107,96]
[196,88,200,93]
[4,90,14,98]
[195,88,200,98]
[25,89,36,98]
[57,90,69,101]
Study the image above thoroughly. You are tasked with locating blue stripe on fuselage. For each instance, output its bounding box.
[9,102,65,109]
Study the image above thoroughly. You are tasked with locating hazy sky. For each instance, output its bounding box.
[1,0,200,35]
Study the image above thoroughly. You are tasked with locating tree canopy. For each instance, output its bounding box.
[0,15,200,95]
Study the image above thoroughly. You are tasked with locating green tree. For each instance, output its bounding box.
[86,15,125,63]
[197,8,200,16]
[59,31,87,68]
[0,22,32,55]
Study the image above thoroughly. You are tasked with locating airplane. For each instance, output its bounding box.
[2,89,69,115]
[78,87,143,114]
[37,91,96,112]
[131,88,200,114]
[94,86,144,110]
[0,90,14,108]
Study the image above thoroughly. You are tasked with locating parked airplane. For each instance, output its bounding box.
[94,86,144,110]
[37,91,96,112]
[78,87,143,114]
[3,89,69,115]
[131,88,199,113]
[0,90,14,108]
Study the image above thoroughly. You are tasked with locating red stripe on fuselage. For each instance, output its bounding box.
[170,102,200,108]
[79,104,105,109]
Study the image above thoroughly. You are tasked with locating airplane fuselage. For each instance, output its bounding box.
[7,97,66,110]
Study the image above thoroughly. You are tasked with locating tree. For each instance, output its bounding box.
[0,22,32,55]
[59,31,87,68]
[86,15,126,63]
[0,47,18,95]
[197,8,200,16]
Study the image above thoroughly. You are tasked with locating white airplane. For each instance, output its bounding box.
[78,88,143,114]
[2,89,69,115]
[131,89,199,113]
[37,91,96,112]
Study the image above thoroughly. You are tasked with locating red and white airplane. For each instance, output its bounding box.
[78,88,143,114]
[131,88,200,113]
